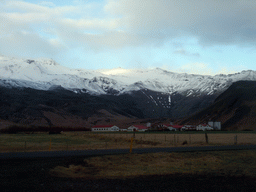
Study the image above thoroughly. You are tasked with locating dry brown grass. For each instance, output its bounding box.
[94,132,256,147]
[0,132,256,152]
[49,150,256,179]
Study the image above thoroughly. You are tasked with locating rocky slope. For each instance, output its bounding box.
[180,81,256,131]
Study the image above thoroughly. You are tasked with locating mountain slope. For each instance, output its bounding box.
[180,81,256,130]
[0,86,144,128]
[2,56,256,127]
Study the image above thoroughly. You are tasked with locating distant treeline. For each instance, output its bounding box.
[0,125,90,134]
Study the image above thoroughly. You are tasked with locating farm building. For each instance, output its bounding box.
[196,124,213,131]
[91,125,119,132]
[163,124,183,131]
[127,125,148,132]
[208,121,221,130]
[181,125,196,131]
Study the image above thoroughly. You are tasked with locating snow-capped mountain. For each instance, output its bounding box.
[1,55,256,97]
[2,55,256,124]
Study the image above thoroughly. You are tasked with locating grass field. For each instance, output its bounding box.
[1,132,256,191]
[0,131,256,152]
[50,150,256,179]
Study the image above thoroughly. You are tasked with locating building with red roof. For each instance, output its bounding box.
[127,125,148,132]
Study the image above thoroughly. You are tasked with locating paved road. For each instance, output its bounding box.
[1,144,256,160]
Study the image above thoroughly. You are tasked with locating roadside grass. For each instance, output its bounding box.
[1,132,256,152]
[0,132,93,152]
[49,150,256,179]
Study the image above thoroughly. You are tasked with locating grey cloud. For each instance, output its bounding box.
[106,0,256,47]
[1,0,256,56]
[0,30,65,58]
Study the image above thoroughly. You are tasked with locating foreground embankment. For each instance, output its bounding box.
[1,150,256,192]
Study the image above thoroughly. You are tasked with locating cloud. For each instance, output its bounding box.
[59,18,120,31]
[1,0,256,60]
[104,0,256,46]
[0,1,78,57]
[0,30,65,58]
[175,62,243,75]
[39,1,56,7]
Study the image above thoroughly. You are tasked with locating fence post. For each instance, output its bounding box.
[130,137,134,153]
[234,135,237,145]
[49,139,52,151]
[205,133,208,144]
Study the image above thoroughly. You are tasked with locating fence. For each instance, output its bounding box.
[0,132,256,152]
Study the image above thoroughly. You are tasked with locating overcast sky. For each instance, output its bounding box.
[1,0,256,75]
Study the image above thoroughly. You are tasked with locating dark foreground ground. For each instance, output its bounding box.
[1,156,256,192]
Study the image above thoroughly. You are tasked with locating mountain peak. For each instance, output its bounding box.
[33,58,59,66]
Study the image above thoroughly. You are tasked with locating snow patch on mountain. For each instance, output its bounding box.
[1,56,256,96]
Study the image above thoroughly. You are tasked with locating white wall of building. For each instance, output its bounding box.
[196,125,213,131]
[91,126,119,132]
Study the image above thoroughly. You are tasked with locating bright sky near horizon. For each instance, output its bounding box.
[1,0,256,75]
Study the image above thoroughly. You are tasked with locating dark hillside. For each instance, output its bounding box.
[180,81,256,130]
[0,86,143,128]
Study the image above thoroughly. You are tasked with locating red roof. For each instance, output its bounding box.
[163,124,183,129]
[132,125,148,130]
[92,125,115,128]
[170,125,183,129]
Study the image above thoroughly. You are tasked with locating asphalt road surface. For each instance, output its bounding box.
[1,144,256,160]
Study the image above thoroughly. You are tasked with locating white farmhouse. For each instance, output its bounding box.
[208,121,221,130]
[196,124,213,131]
[163,124,183,131]
[91,125,119,132]
[127,125,148,132]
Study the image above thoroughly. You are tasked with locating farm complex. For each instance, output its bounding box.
[91,121,221,132]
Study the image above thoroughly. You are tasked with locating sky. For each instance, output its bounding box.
[1,0,256,75]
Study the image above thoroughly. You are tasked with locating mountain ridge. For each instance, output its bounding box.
[1,55,256,129]
[1,55,256,97]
